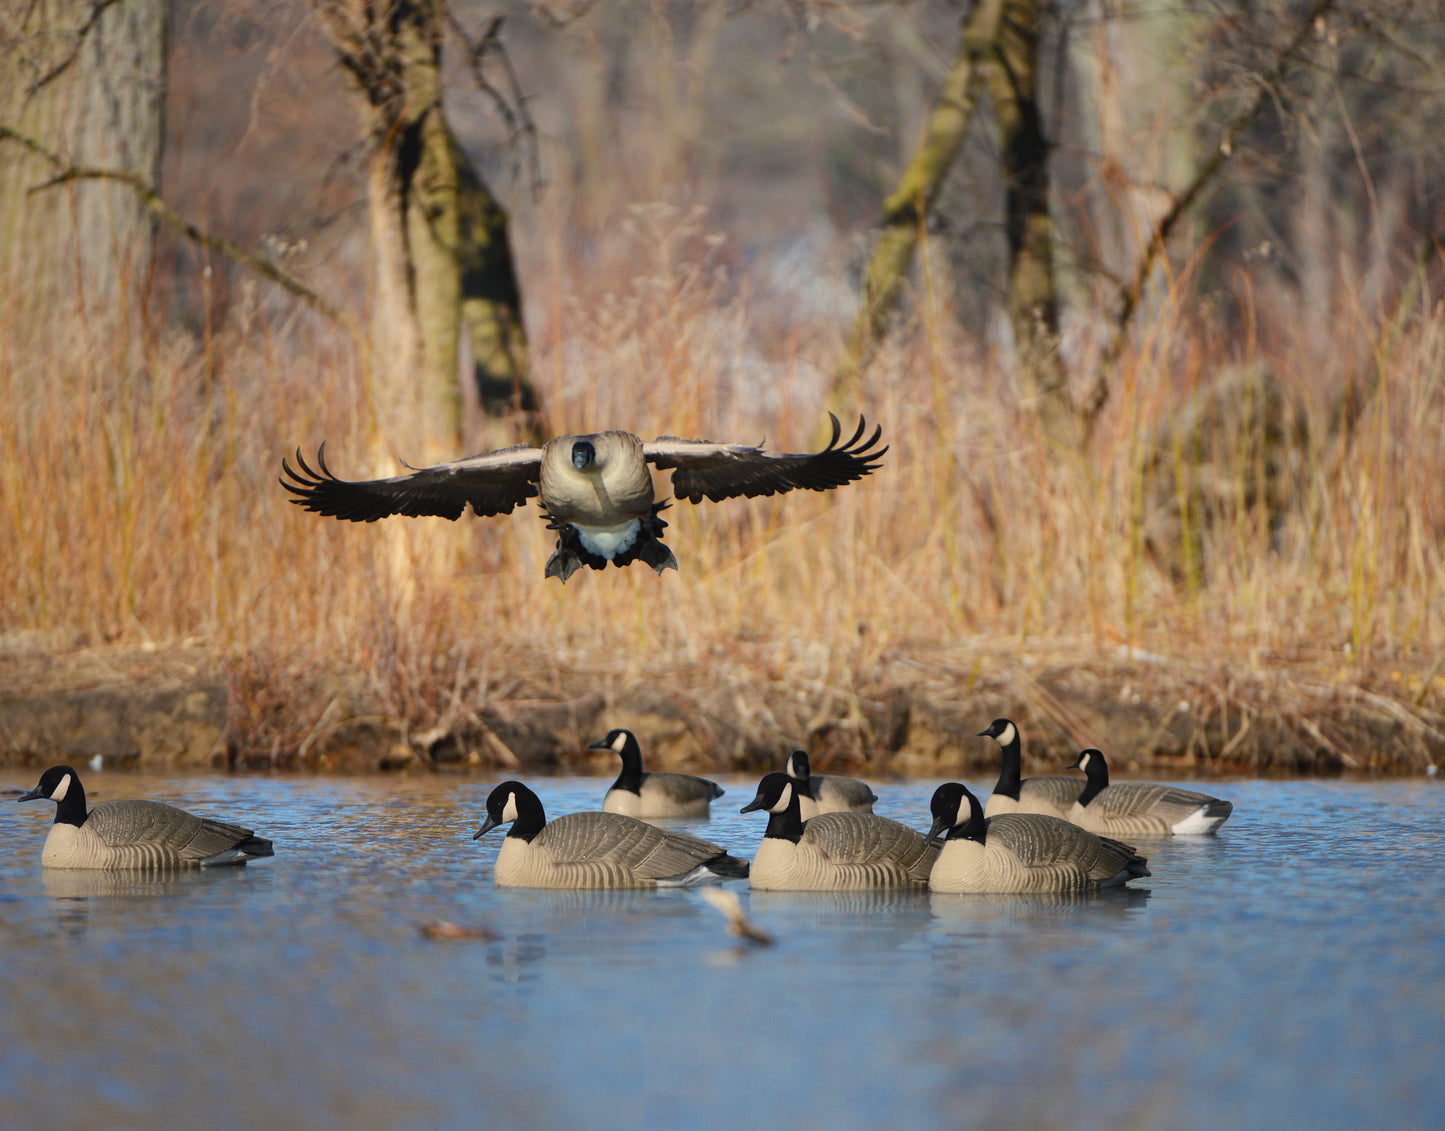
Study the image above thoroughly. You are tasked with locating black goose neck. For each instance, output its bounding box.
[51,771,89,828]
[951,795,988,845]
[507,789,548,842]
[992,732,1024,800]
[763,790,805,844]
[1076,751,1109,807]
[608,734,645,794]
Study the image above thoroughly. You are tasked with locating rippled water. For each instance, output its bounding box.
[2,770,1442,1129]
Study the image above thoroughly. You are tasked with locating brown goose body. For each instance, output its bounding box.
[1067,749,1234,836]
[926,783,1149,894]
[19,766,273,870]
[741,773,936,891]
[473,781,748,889]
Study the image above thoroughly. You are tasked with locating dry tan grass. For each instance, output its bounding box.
[2,214,1444,775]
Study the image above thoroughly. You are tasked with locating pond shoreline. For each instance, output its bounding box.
[1,641,1441,778]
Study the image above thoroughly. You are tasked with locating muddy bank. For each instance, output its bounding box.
[1,641,1441,778]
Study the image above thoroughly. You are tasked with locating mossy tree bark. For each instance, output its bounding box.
[836,0,1005,403]
[317,0,538,464]
[981,0,1079,449]
[0,0,167,336]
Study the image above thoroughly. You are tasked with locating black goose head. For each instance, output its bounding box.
[978,718,1020,747]
[473,781,546,842]
[740,772,795,815]
[18,765,88,826]
[741,772,805,842]
[589,728,640,761]
[924,782,985,847]
[1068,749,1110,806]
[591,729,644,793]
[783,750,818,799]
[571,439,597,470]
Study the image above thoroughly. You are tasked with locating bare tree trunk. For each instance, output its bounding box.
[0,0,167,333]
[318,0,539,462]
[982,0,1079,448]
[835,0,1005,401]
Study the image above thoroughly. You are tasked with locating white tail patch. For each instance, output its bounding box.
[576,519,642,560]
[50,773,72,802]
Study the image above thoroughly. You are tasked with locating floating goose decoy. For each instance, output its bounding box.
[977,718,1082,819]
[739,772,936,891]
[1065,749,1234,836]
[783,749,877,819]
[591,729,723,818]
[472,781,749,889]
[281,414,886,582]
[924,782,1149,894]
[17,766,274,870]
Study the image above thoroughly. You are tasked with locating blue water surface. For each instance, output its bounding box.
[1,770,1442,1129]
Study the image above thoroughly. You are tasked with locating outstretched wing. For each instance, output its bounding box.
[280,443,543,522]
[643,414,886,505]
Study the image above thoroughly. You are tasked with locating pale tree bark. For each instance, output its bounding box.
[0,0,167,334]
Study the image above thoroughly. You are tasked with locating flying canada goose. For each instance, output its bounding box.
[281,414,886,582]
[591,728,724,818]
[471,781,749,889]
[1065,749,1234,836]
[739,772,937,891]
[17,766,274,870]
[977,718,1083,819]
[783,749,877,818]
[924,782,1149,894]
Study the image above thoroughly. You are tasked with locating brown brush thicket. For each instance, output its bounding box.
[1,1,1442,776]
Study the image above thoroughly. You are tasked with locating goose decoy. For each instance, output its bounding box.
[739,772,936,891]
[591,728,724,818]
[977,718,1083,819]
[783,749,877,818]
[924,782,1149,894]
[17,765,274,869]
[471,781,749,889]
[1065,749,1234,836]
[281,414,886,582]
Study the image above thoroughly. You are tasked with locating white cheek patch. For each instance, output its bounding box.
[500,793,519,824]
[50,773,72,802]
[786,753,801,778]
[611,732,628,754]
[773,782,793,812]
[999,722,1017,747]
[1078,752,1092,771]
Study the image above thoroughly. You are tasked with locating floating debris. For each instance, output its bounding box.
[418,919,499,942]
[700,887,773,946]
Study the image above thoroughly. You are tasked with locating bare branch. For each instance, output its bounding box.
[1084,0,1337,427]
[27,0,126,97]
[445,12,543,199]
[0,126,344,323]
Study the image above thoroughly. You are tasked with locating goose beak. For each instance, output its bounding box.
[975,729,990,737]
[923,818,950,848]
[1067,753,1084,770]
[17,787,42,803]
[739,794,766,814]
[472,815,502,840]
[586,738,608,751]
